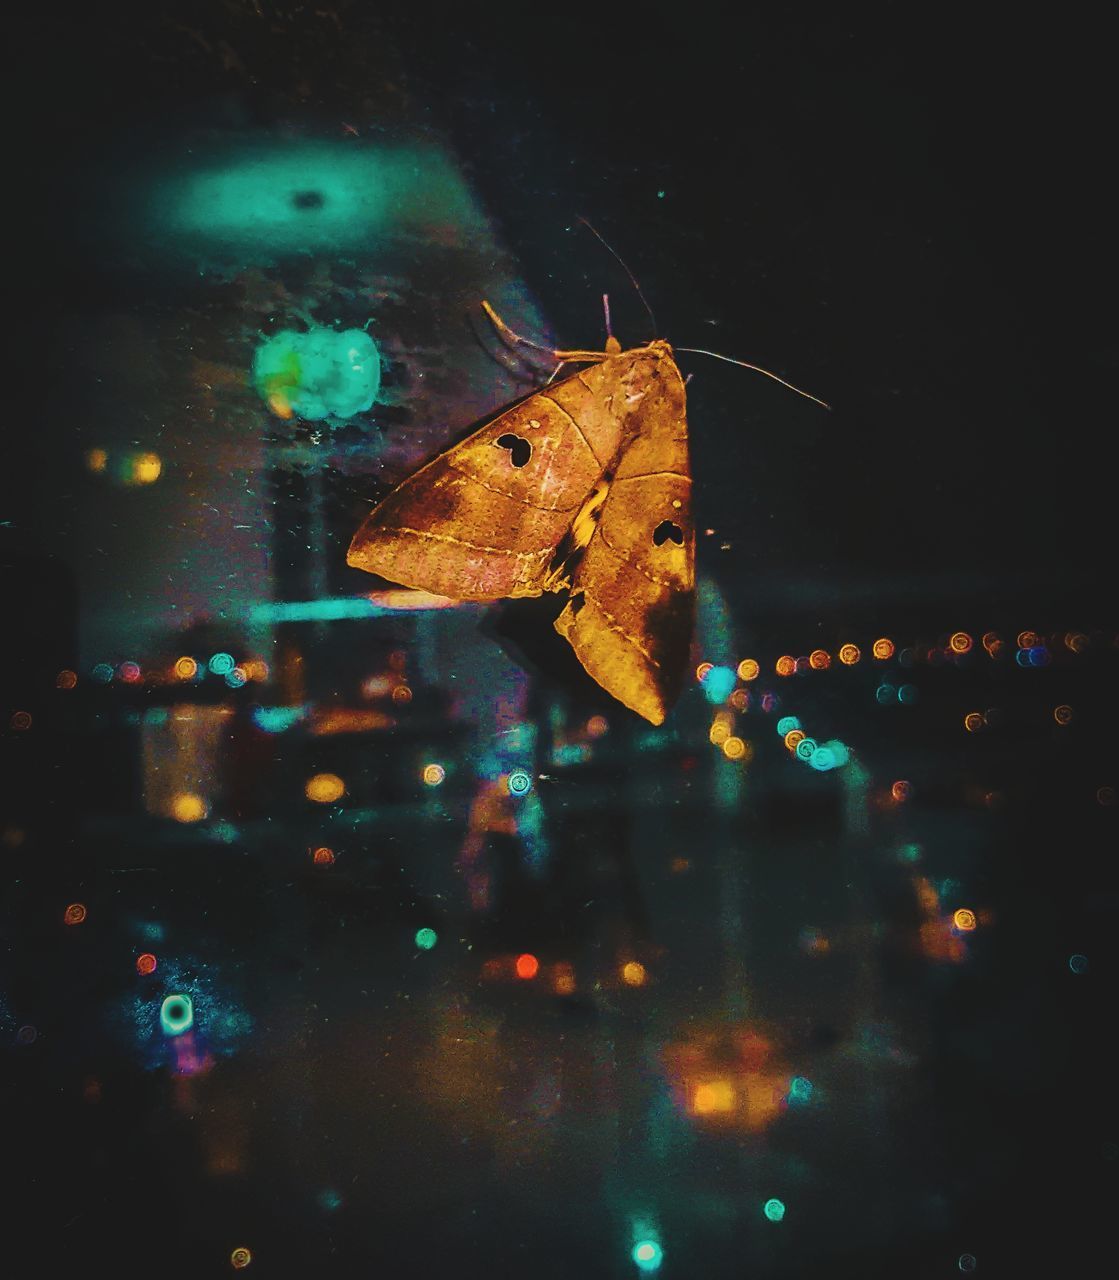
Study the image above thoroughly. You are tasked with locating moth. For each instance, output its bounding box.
[347,304,694,725]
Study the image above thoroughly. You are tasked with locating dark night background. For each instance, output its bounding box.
[3,5,1116,1279]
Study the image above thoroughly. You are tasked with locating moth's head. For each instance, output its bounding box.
[641,338,675,359]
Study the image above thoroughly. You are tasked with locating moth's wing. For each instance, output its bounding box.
[554,351,694,724]
[347,365,627,601]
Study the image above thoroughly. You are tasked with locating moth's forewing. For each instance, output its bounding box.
[554,345,695,724]
[346,362,629,600]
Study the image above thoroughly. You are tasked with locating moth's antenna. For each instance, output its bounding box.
[676,347,831,410]
[602,293,613,340]
[577,216,659,336]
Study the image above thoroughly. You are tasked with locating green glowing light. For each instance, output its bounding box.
[415,927,437,951]
[508,769,533,797]
[249,597,464,625]
[631,1240,663,1271]
[776,715,801,735]
[763,1198,786,1222]
[788,1076,813,1103]
[702,665,737,704]
[253,327,381,422]
[208,652,234,676]
[160,994,194,1037]
[147,142,484,261]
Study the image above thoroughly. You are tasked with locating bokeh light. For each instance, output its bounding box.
[795,737,817,761]
[953,909,977,931]
[175,656,199,680]
[119,661,142,683]
[422,763,446,786]
[622,961,647,986]
[553,962,576,995]
[839,644,860,665]
[709,718,731,746]
[809,649,830,670]
[136,953,157,976]
[92,663,114,684]
[1053,705,1073,725]
[891,780,913,802]
[415,927,437,950]
[876,684,895,704]
[86,447,108,473]
[897,684,918,705]
[10,711,32,731]
[722,736,748,760]
[305,773,345,803]
[64,902,87,926]
[131,452,162,485]
[312,846,336,866]
[230,1247,252,1269]
[586,715,609,737]
[775,655,796,677]
[695,662,714,683]
[56,669,77,689]
[631,1240,664,1272]
[788,1076,814,1104]
[507,769,532,796]
[515,953,539,980]
[693,1080,736,1114]
[1069,954,1089,975]
[737,658,760,681]
[1017,630,1039,649]
[949,631,973,653]
[763,1198,786,1222]
[776,716,801,736]
[208,652,235,676]
[872,637,895,660]
[964,713,984,733]
[171,792,208,823]
[702,665,737,704]
[160,994,194,1036]
[391,684,413,704]
[784,729,805,752]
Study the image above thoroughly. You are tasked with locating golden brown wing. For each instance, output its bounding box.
[553,347,694,724]
[346,357,640,600]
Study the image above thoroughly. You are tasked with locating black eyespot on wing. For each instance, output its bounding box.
[652,520,685,546]
[496,434,532,468]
